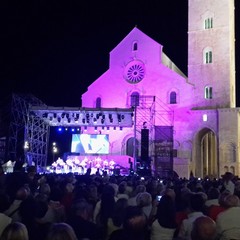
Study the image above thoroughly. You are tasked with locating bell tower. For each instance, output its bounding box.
[188,0,235,109]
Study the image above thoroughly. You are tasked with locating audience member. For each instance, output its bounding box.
[191,216,217,240]
[150,195,177,240]
[178,193,206,240]
[136,192,152,219]
[0,222,29,240]
[128,184,146,206]
[67,199,101,240]
[109,206,148,240]
[0,193,12,236]
[45,222,77,240]
[216,194,240,239]
[107,198,128,239]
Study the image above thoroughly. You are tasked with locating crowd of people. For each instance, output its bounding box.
[0,161,240,240]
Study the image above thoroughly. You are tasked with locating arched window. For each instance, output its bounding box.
[130,92,140,107]
[126,137,139,158]
[170,91,177,104]
[133,42,138,51]
[96,97,101,108]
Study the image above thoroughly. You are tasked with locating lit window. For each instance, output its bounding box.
[203,114,208,122]
[205,86,212,99]
[170,91,177,104]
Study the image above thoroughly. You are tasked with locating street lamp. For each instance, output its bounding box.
[52,142,58,163]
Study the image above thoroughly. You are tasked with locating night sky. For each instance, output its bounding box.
[0,1,239,107]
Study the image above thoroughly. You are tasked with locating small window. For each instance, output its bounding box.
[133,42,138,51]
[170,91,177,104]
[96,97,101,108]
[204,18,213,29]
[204,49,213,64]
[205,86,212,99]
[205,51,212,63]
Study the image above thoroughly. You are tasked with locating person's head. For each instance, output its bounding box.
[224,194,240,208]
[136,192,152,207]
[15,187,29,201]
[189,193,205,212]
[46,223,77,240]
[1,222,29,240]
[122,206,147,237]
[218,191,231,207]
[191,216,217,240]
[222,172,234,182]
[135,184,146,195]
[162,188,176,201]
[39,183,51,196]
[71,199,93,221]
[112,198,128,227]
[26,166,36,180]
[207,187,220,200]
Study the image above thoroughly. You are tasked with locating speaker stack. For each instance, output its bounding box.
[141,128,149,162]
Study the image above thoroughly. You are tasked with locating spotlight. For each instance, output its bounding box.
[58,127,62,132]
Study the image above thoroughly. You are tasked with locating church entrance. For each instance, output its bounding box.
[194,128,218,178]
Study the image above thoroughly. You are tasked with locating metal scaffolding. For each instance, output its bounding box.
[6,94,47,163]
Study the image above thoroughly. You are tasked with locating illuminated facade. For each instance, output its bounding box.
[81,0,238,178]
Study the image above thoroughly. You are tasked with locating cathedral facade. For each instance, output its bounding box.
[81,0,238,178]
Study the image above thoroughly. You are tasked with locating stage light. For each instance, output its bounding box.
[65,128,68,131]
[58,127,62,132]
[71,128,75,132]
[77,128,80,131]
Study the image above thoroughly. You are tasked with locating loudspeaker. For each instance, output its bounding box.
[141,129,149,161]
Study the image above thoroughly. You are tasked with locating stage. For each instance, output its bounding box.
[48,155,134,175]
